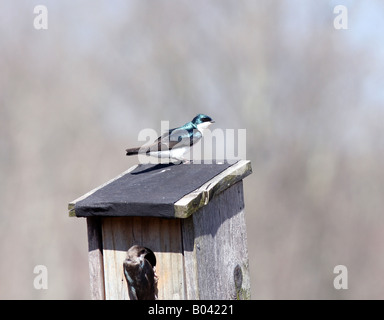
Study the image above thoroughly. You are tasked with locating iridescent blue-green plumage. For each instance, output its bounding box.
[191,114,214,127]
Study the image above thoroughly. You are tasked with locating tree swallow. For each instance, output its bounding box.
[126,114,215,163]
[123,245,158,300]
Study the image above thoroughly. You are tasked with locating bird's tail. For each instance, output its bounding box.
[126,147,141,156]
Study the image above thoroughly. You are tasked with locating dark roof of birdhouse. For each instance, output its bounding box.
[69,160,251,219]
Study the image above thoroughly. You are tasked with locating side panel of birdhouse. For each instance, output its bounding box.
[182,181,251,300]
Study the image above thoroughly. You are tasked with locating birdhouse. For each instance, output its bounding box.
[68,160,252,300]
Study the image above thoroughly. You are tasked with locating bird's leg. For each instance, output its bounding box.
[180,155,193,164]
[170,156,192,164]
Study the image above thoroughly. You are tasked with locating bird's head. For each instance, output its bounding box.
[126,245,157,269]
[191,114,215,131]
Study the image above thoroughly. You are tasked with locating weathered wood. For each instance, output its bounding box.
[86,217,105,300]
[181,181,251,299]
[174,160,252,218]
[69,161,252,300]
[181,218,200,299]
[101,217,186,300]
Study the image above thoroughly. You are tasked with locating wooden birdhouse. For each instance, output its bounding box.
[68,160,252,300]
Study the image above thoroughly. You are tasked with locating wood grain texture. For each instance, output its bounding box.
[174,160,252,218]
[86,217,105,300]
[181,181,251,299]
[101,217,186,300]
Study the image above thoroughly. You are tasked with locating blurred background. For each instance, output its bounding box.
[0,0,383,299]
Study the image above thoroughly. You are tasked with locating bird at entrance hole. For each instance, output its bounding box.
[123,245,158,300]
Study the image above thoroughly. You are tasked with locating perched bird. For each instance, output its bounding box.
[126,114,215,163]
[123,245,158,300]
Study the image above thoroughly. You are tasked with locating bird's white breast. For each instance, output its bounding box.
[148,147,188,160]
[196,122,213,132]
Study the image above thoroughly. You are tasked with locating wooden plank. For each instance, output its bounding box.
[86,217,105,300]
[101,217,186,300]
[181,181,251,299]
[174,160,252,218]
[68,165,138,217]
[180,217,200,299]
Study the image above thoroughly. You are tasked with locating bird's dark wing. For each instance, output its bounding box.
[145,127,202,152]
[123,258,156,300]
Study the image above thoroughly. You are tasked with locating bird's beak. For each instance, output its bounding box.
[210,120,215,123]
